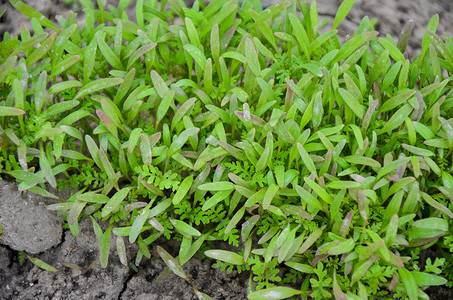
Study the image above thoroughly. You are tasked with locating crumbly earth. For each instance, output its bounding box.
[1,0,453,299]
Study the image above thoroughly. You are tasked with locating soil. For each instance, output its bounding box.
[1,0,453,299]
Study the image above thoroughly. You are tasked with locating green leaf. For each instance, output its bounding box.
[263,184,279,209]
[378,104,413,134]
[202,190,232,211]
[328,238,355,255]
[376,157,410,180]
[205,249,245,265]
[77,192,110,203]
[304,177,333,204]
[248,286,303,300]
[288,13,310,60]
[68,200,86,226]
[402,144,434,157]
[412,218,448,231]
[338,88,365,118]
[245,38,261,76]
[116,235,127,266]
[26,33,56,65]
[327,180,361,189]
[127,43,157,70]
[96,35,123,70]
[333,31,378,63]
[173,175,194,205]
[421,192,453,219]
[295,184,323,211]
[39,146,56,188]
[351,256,379,285]
[74,78,123,100]
[379,37,405,62]
[398,268,418,300]
[129,205,151,243]
[184,44,207,71]
[299,227,324,254]
[156,90,175,125]
[170,219,201,238]
[100,226,112,268]
[150,70,170,99]
[379,90,416,113]
[0,106,26,116]
[412,271,447,286]
[48,80,82,95]
[27,256,57,272]
[198,181,234,191]
[46,100,80,118]
[157,246,190,281]
[9,0,60,32]
[296,143,316,175]
[332,0,355,30]
[51,55,80,76]
[0,55,17,83]
[224,207,245,235]
[101,188,130,218]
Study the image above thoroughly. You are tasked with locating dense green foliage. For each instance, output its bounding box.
[1,0,453,298]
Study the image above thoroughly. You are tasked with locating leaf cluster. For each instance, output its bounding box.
[1,0,453,299]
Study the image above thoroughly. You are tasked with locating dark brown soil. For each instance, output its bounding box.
[1,0,453,299]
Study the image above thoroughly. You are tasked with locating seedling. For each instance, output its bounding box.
[1,0,453,298]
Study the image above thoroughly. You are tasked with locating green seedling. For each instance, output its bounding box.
[0,0,453,299]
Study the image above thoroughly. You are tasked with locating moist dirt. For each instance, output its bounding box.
[1,0,453,299]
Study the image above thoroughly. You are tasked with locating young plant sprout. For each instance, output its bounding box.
[1,0,453,299]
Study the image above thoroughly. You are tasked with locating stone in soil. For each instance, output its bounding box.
[0,181,62,254]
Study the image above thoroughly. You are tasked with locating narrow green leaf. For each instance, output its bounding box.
[398,268,418,300]
[421,192,453,219]
[333,31,378,63]
[263,184,279,209]
[127,43,157,69]
[101,188,130,218]
[100,226,112,268]
[297,143,316,175]
[184,44,207,71]
[96,35,123,70]
[170,218,201,238]
[328,238,355,255]
[129,205,151,243]
[173,175,194,205]
[402,144,434,157]
[198,181,234,191]
[205,249,245,265]
[327,181,361,189]
[27,256,57,272]
[338,88,365,118]
[378,104,413,134]
[9,0,60,32]
[288,13,310,60]
[332,0,355,30]
[245,38,261,76]
[157,246,190,281]
[304,177,333,204]
[39,146,56,188]
[380,90,416,113]
[74,78,123,100]
[150,70,170,99]
[0,106,26,116]
[0,55,17,83]
[376,157,411,180]
[156,90,175,125]
[224,207,245,235]
[412,272,447,286]
[299,227,324,254]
